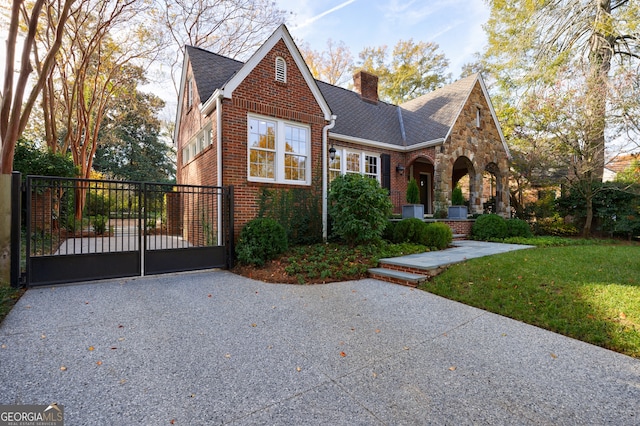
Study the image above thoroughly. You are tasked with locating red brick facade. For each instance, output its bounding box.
[176,26,510,243]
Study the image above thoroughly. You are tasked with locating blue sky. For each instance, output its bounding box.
[278,0,490,79]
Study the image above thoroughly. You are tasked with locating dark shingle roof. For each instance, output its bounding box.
[400,74,478,144]
[185,44,479,148]
[185,45,243,103]
[317,81,405,146]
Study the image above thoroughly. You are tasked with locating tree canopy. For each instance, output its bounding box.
[357,39,451,104]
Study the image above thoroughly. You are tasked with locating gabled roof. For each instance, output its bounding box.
[176,27,508,156]
[185,45,243,103]
[400,74,478,145]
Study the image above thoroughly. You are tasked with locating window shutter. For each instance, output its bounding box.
[381,154,391,192]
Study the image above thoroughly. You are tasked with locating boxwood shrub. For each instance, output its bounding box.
[472,214,508,240]
[236,218,288,266]
[393,218,429,244]
[506,218,533,238]
[425,222,453,249]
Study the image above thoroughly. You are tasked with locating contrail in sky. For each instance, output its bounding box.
[295,0,358,29]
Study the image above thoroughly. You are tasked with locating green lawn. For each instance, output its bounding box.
[419,243,640,358]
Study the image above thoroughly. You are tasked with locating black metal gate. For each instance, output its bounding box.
[24,176,234,287]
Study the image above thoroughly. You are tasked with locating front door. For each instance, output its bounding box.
[419,173,432,214]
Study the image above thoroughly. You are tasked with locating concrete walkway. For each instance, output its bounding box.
[1,270,638,425]
[370,240,536,286]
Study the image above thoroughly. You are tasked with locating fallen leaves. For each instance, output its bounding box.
[550,353,558,359]
[88,346,95,351]
[296,366,302,372]
[60,366,67,371]
[340,351,347,357]
[449,366,457,371]
[96,361,102,366]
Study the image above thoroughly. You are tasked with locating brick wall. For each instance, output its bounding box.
[221,39,328,239]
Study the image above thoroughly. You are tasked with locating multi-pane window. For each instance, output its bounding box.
[329,150,341,182]
[364,155,378,179]
[328,148,380,183]
[284,125,307,181]
[346,152,360,173]
[248,115,310,184]
[182,125,212,166]
[187,77,193,109]
[248,118,276,179]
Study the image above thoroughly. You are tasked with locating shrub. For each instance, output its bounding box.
[393,218,429,244]
[406,178,420,204]
[534,214,579,237]
[472,214,508,240]
[92,215,108,235]
[506,218,533,238]
[236,218,288,266]
[424,222,453,249]
[85,192,111,217]
[451,186,465,206]
[382,220,397,242]
[328,174,392,245]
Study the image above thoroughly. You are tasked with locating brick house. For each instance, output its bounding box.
[174,24,511,241]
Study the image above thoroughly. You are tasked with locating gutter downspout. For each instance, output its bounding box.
[322,115,337,241]
[216,94,223,246]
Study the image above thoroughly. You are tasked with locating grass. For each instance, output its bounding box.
[419,242,640,358]
[0,285,24,325]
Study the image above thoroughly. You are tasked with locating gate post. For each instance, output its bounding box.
[227,186,234,269]
[10,172,21,288]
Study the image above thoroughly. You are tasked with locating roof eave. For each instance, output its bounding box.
[329,132,444,152]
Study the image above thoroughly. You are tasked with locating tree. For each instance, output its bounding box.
[94,92,175,182]
[299,39,353,87]
[34,0,162,217]
[151,0,288,94]
[483,0,640,235]
[357,39,450,104]
[0,0,76,285]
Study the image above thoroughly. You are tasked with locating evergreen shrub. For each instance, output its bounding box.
[236,218,288,266]
[425,222,453,249]
[472,214,508,240]
[393,218,428,244]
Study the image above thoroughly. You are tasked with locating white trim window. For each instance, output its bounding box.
[187,77,194,109]
[329,147,380,182]
[248,115,310,185]
[182,125,213,166]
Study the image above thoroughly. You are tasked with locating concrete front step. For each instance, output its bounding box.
[368,267,428,288]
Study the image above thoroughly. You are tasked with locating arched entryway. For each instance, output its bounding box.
[410,157,435,214]
[482,162,505,214]
[452,156,477,211]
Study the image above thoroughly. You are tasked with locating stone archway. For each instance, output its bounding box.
[483,162,507,215]
[452,156,479,213]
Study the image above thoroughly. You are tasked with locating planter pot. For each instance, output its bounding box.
[402,204,424,219]
[448,206,468,219]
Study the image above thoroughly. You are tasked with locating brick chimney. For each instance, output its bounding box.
[353,70,378,104]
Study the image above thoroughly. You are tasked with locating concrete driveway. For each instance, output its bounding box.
[1,271,639,425]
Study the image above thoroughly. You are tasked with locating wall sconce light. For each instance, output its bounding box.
[329,144,336,161]
[396,164,405,175]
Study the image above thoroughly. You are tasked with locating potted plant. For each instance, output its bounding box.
[402,178,424,219]
[448,186,468,219]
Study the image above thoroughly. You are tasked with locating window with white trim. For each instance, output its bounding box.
[329,147,380,183]
[275,57,286,83]
[248,115,310,184]
[182,125,213,165]
[476,107,481,128]
[187,77,193,109]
